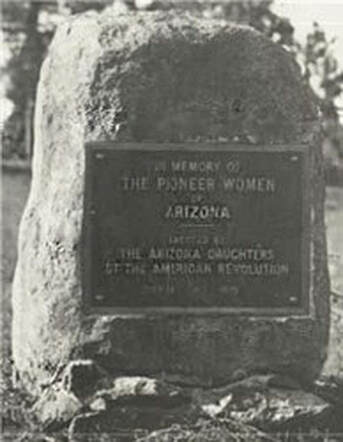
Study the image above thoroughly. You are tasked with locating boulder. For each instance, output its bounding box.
[93,376,190,407]
[29,374,338,439]
[31,386,83,429]
[197,375,332,432]
[62,359,111,400]
[202,387,332,433]
[12,9,330,398]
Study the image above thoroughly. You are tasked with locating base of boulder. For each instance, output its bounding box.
[24,360,343,441]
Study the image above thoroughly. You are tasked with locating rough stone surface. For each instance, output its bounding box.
[135,423,272,442]
[94,376,190,407]
[199,376,333,432]
[34,374,197,434]
[67,376,199,441]
[226,389,331,432]
[27,372,343,438]
[12,9,330,396]
[69,404,200,439]
[31,386,83,428]
[27,373,340,439]
[62,359,111,400]
[69,414,271,442]
[67,374,335,441]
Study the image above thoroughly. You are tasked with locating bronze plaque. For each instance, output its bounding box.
[83,143,310,315]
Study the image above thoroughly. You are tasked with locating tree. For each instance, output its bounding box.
[150,0,343,179]
[299,22,343,182]
[2,1,53,158]
[1,0,111,159]
[2,0,343,171]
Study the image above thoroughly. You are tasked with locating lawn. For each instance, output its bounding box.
[326,186,343,295]
[2,169,31,288]
[324,186,343,377]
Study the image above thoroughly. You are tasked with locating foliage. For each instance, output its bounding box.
[301,23,343,116]
[2,1,55,158]
[190,1,343,164]
[2,0,31,24]
[1,0,343,167]
[300,23,343,171]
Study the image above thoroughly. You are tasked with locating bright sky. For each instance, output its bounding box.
[273,0,343,54]
[273,0,343,118]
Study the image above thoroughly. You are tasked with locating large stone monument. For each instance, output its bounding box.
[13,8,329,417]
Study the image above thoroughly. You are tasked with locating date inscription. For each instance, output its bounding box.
[83,143,309,314]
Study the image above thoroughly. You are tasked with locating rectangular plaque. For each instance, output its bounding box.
[83,143,310,315]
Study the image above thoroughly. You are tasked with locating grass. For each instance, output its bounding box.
[323,187,343,379]
[1,169,33,440]
[325,186,343,295]
[2,169,31,287]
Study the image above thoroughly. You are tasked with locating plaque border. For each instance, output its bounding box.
[82,142,311,317]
